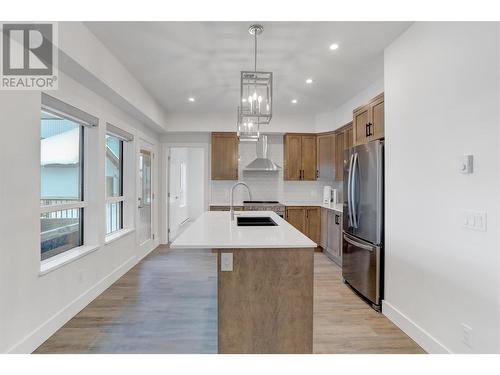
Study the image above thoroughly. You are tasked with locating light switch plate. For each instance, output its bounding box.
[463,210,487,232]
[220,253,233,272]
[459,154,473,174]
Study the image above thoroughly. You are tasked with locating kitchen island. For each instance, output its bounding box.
[171,210,316,354]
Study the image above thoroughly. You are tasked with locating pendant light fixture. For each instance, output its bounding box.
[239,24,273,126]
[236,106,260,142]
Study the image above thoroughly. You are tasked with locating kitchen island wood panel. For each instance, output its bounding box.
[217,248,314,354]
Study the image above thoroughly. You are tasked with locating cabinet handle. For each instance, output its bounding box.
[335,214,340,225]
[316,170,319,179]
[368,122,373,136]
[365,123,369,137]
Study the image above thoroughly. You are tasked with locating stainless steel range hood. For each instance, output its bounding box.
[244,135,282,171]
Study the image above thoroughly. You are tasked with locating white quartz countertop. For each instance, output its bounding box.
[283,201,343,213]
[171,211,317,249]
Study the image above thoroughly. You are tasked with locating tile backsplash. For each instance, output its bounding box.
[211,134,342,205]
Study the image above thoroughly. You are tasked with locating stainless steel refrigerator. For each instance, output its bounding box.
[342,140,384,311]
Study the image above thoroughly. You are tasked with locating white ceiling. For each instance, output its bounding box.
[85,22,411,117]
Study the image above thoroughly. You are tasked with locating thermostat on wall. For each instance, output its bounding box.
[460,154,473,174]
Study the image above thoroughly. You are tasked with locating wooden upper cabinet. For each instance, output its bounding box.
[301,135,317,180]
[353,93,384,145]
[353,104,371,145]
[370,94,385,140]
[305,207,320,244]
[284,134,317,181]
[284,134,303,180]
[316,133,335,181]
[334,130,345,181]
[344,123,353,149]
[211,132,239,180]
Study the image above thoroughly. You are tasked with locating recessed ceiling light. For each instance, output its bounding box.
[305,78,313,84]
[188,97,195,102]
[329,43,339,51]
[291,99,298,104]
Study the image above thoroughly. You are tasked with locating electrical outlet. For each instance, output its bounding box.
[461,323,473,349]
[220,253,233,272]
[463,210,487,232]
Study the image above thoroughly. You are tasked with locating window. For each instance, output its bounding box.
[105,134,124,235]
[40,110,85,261]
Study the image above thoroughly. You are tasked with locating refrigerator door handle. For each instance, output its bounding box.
[347,153,354,228]
[344,234,374,251]
[351,152,359,228]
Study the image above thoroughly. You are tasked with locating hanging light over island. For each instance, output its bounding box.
[239,24,273,127]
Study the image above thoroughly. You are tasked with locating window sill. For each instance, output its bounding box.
[39,244,100,276]
[105,228,135,245]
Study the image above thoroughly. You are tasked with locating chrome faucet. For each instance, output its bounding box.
[230,182,252,220]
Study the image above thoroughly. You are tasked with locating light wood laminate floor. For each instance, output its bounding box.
[35,246,424,354]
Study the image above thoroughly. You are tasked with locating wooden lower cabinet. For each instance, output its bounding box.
[320,208,328,249]
[285,207,306,233]
[320,208,342,266]
[305,207,320,244]
[286,206,320,245]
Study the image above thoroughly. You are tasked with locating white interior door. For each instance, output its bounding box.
[168,148,189,239]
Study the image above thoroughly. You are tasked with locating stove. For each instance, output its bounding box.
[242,200,286,217]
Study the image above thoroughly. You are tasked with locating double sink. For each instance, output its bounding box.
[236,216,278,227]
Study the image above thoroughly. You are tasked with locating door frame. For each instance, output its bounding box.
[136,133,158,256]
[161,142,210,244]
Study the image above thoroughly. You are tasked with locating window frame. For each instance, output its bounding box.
[105,133,125,236]
[40,107,87,261]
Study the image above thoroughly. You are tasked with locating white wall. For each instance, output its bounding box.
[383,22,500,354]
[187,148,205,220]
[0,71,160,353]
[164,112,316,133]
[315,78,384,133]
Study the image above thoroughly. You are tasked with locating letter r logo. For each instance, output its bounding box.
[2,23,53,76]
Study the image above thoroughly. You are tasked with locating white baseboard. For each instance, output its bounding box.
[7,255,137,354]
[382,300,451,354]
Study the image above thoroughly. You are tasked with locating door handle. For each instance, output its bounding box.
[347,153,354,228]
[351,153,359,228]
[344,234,373,251]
